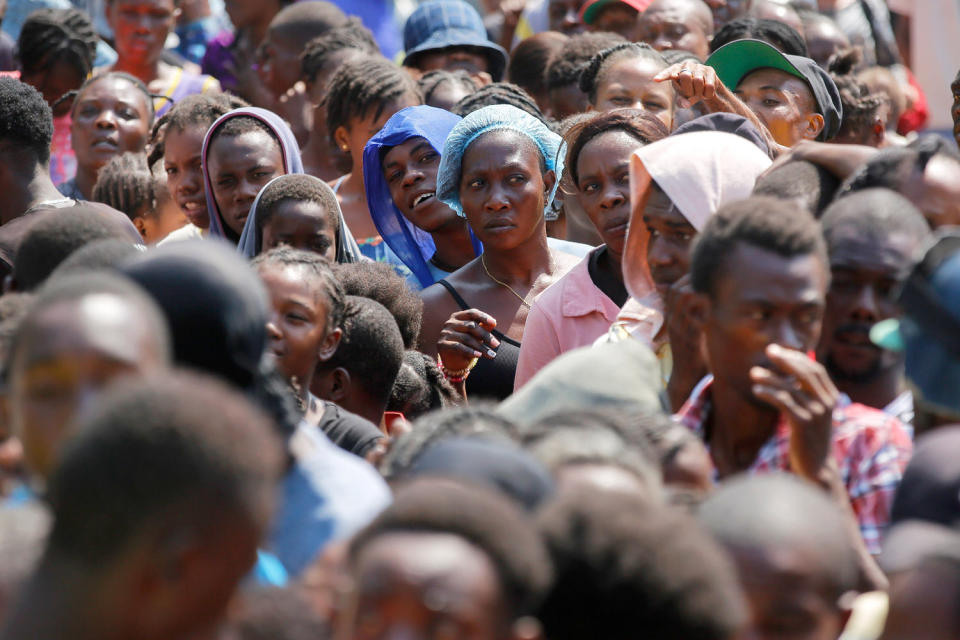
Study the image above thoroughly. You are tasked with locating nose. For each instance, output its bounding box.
[94,108,117,129]
[237,177,260,203]
[771,318,803,351]
[179,169,199,195]
[653,34,674,51]
[600,184,625,210]
[485,184,510,212]
[401,165,423,188]
[266,316,283,341]
[647,235,675,266]
[849,284,879,323]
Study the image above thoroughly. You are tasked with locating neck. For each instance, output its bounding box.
[707,377,780,476]
[349,393,385,430]
[4,164,67,223]
[301,135,341,182]
[598,245,623,282]
[481,224,553,285]
[2,555,115,640]
[74,164,100,200]
[112,57,161,84]
[834,366,904,413]
[430,218,477,270]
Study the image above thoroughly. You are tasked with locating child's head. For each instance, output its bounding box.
[331,261,423,349]
[252,247,344,392]
[545,31,626,120]
[205,114,286,239]
[417,69,479,112]
[92,152,187,243]
[580,43,676,130]
[387,350,459,421]
[17,7,98,118]
[325,58,422,172]
[253,174,341,260]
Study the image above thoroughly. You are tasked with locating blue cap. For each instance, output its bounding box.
[402,0,508,81]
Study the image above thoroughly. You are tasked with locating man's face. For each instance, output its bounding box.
[641,187,696,295]
[636,0,713,61]
[735,68,823,147]
[415,46,490,77]
[701,243,828,406]
[817,229,919,385]
[549,0,588,34]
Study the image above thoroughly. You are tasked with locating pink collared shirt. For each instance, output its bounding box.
[514,250,623,390]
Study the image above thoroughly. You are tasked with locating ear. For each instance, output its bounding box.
[686,290,711,335]
[318,327,343,363]
[872,117,886,147]
[316,367,351,404]
[804,113,826,141]
[133,216,151,242]
[542,169,556,202]
[333,126,351,155]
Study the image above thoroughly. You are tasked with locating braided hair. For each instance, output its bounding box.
[17,7,98,80]
[300,18,380,84]
[546,32,627,92]
[418,70,479,108]
[325,57,422,147]
[147,91,249,167]
[828,48,888,143]
[579,43,669,105]
[451,82,547,123]
[91,152,157,221]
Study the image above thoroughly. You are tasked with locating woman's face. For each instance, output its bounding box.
[71,76,152,173]
[576,130,643,261]
[459,130,554,250]
[21,58,85,118]
[207,128,284,237]
[258,262,333,386]
[593,57,675,130]
[164,124,210,229]
[261,200,336,260]
[107,0,177,67]
[383,136,459,233]
[336,95,421,171]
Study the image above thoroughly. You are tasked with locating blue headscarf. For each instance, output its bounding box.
[436,104,566,219]
[363,106,483,289]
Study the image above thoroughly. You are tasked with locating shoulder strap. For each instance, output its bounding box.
[437,279,470,310]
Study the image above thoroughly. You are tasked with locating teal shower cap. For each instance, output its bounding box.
[436,104,566,218]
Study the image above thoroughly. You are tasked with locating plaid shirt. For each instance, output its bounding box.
[676,376,913,555]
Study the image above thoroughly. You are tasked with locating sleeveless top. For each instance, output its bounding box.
[437,279,521,401]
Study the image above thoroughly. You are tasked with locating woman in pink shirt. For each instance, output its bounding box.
[515,109,668,389]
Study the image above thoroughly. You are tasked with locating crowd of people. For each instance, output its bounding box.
[0,0,959,637]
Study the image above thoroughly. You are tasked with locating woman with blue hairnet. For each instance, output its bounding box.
[418,104,579,401]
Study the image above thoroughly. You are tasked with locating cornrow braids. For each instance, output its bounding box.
[325,58,422,147]
[251,246,345,333]
[565,109,670,186]
[56,71,161,122]
[579,42,668,104]
[828,48,888,141]
[300,18,380,84]
[17,7,98,79]
[451,82,548,123]
[147,91,249,166]
[546,32,627,92]
[418,70,479,108]
[91,152,156,221]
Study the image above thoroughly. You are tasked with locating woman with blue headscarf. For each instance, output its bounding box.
[363,105,483,290]
[417,105,580,401]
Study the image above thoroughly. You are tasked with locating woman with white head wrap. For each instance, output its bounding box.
[417,105,580,401]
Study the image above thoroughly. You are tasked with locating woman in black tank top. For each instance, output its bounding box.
[417,105,578,401]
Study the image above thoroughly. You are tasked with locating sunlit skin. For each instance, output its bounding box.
[8,295,168,482]
[592,58,676,130]
[70,75,152,199]
[548,0,588,34]
[260,200,337,260]
[338,532,513,640]
[636,0,714,61]
[752,0,803,34]
[258,262,341,398]
[642,187,696,295]
[382,137,476,270]
[256,28,306,98]
[817,231,919,407]
[730,545,849,640]
[424,81,476,112]
[107,0,177,71]
[575,130,639,286]
[332,95,421,242]
[137,186,189,243]
[804,18,851,69]
[734,69,824,147]
[901,155,960,229]
[705,0,753,29]
[163,124,210,229]
[207,129,284,239]
[20,59,85,118]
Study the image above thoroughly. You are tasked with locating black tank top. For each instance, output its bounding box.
[437,279,521,401]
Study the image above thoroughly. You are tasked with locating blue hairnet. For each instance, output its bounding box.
[436,105,566,218]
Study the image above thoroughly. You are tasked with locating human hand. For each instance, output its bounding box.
[437,309,500,372]
[654,62,720,108]
[500,0,527,26]
[750,344,839,483]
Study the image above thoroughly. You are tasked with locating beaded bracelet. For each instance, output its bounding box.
[437,353,479,384]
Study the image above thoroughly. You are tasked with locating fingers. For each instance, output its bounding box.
[765,345,838,405]
[451,308,497,330]
[440,309,500,360]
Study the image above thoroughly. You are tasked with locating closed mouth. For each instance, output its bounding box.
[91,138,118,150]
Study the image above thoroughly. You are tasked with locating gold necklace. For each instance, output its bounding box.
[481,255,531,308]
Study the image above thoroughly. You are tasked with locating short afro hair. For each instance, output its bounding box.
[546,32,627,91]
[316,296,404,408]
[820,188,930,253]
[537,487,747,640]
[0,78,54,164]
[46,372,283,566]
[752,159,840,219]
[13,205,131,291]
[690,196,827,297]
[47,238,140,282]
[331,261,423,348]
[709,16,808,56]
[253,174,341,242]
[252,246,345,334]
[349,478,553,620]
[507,31,569,101]
[207,114,283,155]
